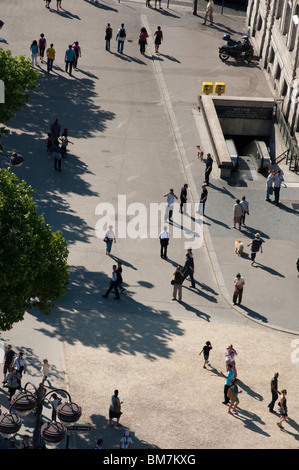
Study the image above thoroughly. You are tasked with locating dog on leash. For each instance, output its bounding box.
[235,239,244,256]
[197,145,204,161]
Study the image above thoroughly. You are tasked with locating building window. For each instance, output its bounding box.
[257,14,263,31]
[276,0,284,19]
[276,63,281,81]
[281,80,288,97]
[269,47,274,64]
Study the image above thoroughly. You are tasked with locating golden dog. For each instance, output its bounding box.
[235,239,244,256]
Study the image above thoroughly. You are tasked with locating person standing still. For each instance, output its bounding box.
[52,141,63,171]
[109,390,123,426]
[240,195,249,226]
[154,26,163,53]
[183,249,195,288]
[163,188,178,223]
[65,45,76,76]
[72,41,81,69]
[199,183,208,216]
[159,226,170,259]
[233,199,243,230]
[220,363,234,405]
[2,345,15,383]
[268,372,280,413]
[204,153,213,185]
[277,389,288,429]
[274,169,284,206]
[172,265,184,302]
[180,183,188,214]
[116,23,126,54]
[203,0,214,26]
[232,273,245,306]
[46,43,56,73]
[105,23,113,51]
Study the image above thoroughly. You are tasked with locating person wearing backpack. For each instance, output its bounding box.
[105,23,113,52]
[116,23,126,54]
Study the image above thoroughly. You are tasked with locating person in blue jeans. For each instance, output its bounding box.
[65,45,76,75]
[116,24,126,54]
[220,364,234,404]
[105,23,113,51]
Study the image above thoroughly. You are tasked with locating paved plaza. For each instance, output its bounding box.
[0,0,299,450]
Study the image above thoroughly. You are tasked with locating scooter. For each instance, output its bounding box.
[219,34,254,63]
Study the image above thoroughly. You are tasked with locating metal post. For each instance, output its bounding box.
[193,0,198,16]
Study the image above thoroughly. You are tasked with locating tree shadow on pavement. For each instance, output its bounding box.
[75,413,160,449]
[35,266,186,361]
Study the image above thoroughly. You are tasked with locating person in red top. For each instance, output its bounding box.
[139,27,148,54]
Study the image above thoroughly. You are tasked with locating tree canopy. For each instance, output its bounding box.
[0,48,39,149]
[0,169,69,331]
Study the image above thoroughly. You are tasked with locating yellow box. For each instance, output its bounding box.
[202,82,213,95]
[215,82,226,95]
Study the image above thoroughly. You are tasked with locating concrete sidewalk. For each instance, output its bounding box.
[0,0,299,450]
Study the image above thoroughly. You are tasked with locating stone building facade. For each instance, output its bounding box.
[247,0,299,167]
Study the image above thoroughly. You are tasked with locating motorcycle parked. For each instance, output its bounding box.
[219,34,254,63]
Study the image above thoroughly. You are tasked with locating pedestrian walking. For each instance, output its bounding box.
[139,27,148,54]
[232,199,243,230]
[232,273,245,306]
[30,40,39,67]
[225,344,237,378]
[45,0,52,8]
[220,363,234,405]
[199,341,212,369]
[102,265,120,299]
[94,438,103,449]
[154,26,163,53]
[50,118,61,141]
[52,141,62,171]
[277,389,288,429]
[199,183,208,216]
[180,183,188,214]
[240,195,249,226]
[41,359,50,384]
[247,233,263,266]
[171,265,184,302]
[155,0,162,8]
[159,226,170,259]
[268,372,280,413]
[13,352,27,378]
[57,0,62,10]
[116,261,125,293]
[45,133,53,155]
[183,248,195,288]
[266,169,275,201]
[2,344,15,383]
[120,430,133,449]
[105,23,113,51]
[50,393,61,421]
[109,390,123,426]
[104,225,116,255]
[274,169,284,206]
[6,369,21,401]
[65,45,76,76]
[72,41,81,69]
[116,23,126,54]
[146,0,151,7]
[228,378,242,414]
[46,43,56,73]
[204,153,213,185]
[163,188,178,223]
[38,34,47,63]
[203,0,214,26]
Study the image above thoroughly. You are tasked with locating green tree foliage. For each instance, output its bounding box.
[0,49,39,149]
[0,169,69,331]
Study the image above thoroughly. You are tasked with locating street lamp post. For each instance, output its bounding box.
[0,382,82,449]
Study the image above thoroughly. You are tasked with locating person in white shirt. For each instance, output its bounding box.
[240,196,249,226]
[273,169,284,206]
[13,352,27,377]
[159,226,170,259]
[233,273,245,305]
[163,189,177,223]
[105,225,116,255]
[119,430,133,449]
